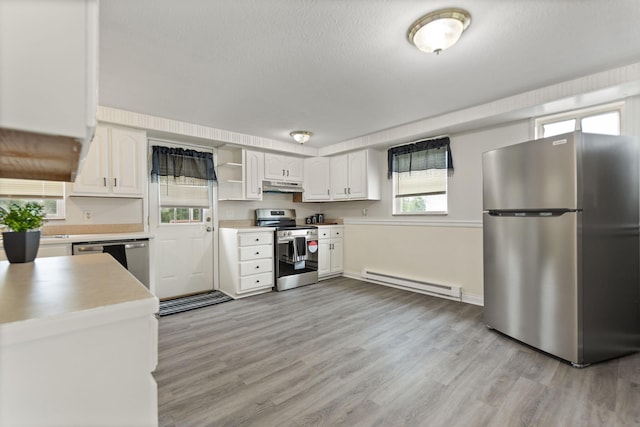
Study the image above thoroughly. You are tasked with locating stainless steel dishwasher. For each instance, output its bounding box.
[72,239,150,288]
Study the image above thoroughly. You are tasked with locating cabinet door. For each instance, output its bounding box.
[284,156,304,182]
[303,157,331,201]
[318,240,331,276]
[347,150,367,199]
[330,154,349,200]
[330,238,344,274]
[0,0,97,140]
[244,150,264,199]
[71,126,110,195]
[110,127,146,196]
[263,153,286,180]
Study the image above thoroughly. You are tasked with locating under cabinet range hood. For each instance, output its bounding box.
[262,180,304,193]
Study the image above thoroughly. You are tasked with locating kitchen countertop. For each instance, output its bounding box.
[0,254,157,328]
[220,226,275,232]
[0,232,154,248]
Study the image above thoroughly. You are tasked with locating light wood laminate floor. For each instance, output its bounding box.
[155,277,640,427]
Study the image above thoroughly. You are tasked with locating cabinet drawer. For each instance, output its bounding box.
[317,227,331,240]
[239,272,274,292]
[239,232,273,246]
[331,227,344,238]
[240,258,273,276]
[239,244,272,261]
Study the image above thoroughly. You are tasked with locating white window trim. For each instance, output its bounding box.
[534,101,625,138]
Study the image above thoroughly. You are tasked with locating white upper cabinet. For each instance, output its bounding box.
[244,150,264,200]
[330,149,380,201]
[71,125,146,197]
[0,0,98,181]
[303,157,331,201]
[264,153,304,182]
[217,148,264,201]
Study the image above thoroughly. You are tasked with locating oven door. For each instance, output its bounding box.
[275,236,318,291]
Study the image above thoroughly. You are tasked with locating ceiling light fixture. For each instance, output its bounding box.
[290,130,313,144]
[407,8,471,54]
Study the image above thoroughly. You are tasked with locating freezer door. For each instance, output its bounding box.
[483,211,580,363]
[483,133,579,210]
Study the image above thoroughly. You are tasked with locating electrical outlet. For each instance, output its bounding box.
[362,208,367,216]
[83,210,93,222]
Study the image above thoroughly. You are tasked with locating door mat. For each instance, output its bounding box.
[158,290,233,316]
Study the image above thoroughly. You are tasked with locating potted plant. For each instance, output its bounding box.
[0,202,46,263]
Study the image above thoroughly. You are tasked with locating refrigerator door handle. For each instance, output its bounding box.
[487,209,578,217]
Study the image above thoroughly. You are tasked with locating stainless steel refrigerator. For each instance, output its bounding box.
[482,131,639,367]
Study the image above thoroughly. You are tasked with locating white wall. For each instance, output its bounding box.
[320,120,532,303]
[218,193,328,223]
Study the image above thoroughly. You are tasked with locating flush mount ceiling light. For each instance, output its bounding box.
[407,8,471,54]
[290,130,313,144]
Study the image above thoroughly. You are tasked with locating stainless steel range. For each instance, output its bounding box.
[255,208,318,291]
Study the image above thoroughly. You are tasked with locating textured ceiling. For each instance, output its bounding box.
[99,0,640,148]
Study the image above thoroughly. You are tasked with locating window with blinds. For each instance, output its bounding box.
[388,137,452,215]
[0,179,65,199]
[158,176,210,225]
[0,178,65,219]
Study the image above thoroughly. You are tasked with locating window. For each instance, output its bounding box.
[536,102,623,138]
[158,175,209,224]
[388,137,453,215]
[0,178,65,219]
[151,145,216,225]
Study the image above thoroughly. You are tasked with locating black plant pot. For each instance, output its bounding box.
[2,231,41,263]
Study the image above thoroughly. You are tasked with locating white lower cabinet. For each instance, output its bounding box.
[219,228,274,298]
[317,225,344,279]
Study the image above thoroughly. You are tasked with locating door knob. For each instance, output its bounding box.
[206,227,212,232]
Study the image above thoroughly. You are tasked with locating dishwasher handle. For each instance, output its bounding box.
[75,242,147,253]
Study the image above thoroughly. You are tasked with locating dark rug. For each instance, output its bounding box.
[158,290,233,316]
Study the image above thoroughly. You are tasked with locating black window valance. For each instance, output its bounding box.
[151,146,216,182]
[387,136,453,178]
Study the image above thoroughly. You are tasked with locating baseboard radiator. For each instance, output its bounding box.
[361,269,462,301]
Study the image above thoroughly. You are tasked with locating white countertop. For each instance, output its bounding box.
[0,254,158,344]
[0,232,154,248]
[220,226,275,232]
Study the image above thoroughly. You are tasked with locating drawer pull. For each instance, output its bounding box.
[256,280,260,283]
[255,252,260,255]
[256,266,260,269]
[255,238,260,242]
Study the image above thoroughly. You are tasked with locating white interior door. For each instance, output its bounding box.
[149,143,216,300]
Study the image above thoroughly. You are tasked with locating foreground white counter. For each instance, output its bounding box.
[0,254,159,427]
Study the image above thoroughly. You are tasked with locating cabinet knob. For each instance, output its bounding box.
[255,251,260,255]
[256,280,260,283]
[255,238,260,241]
[256,265,260,269]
